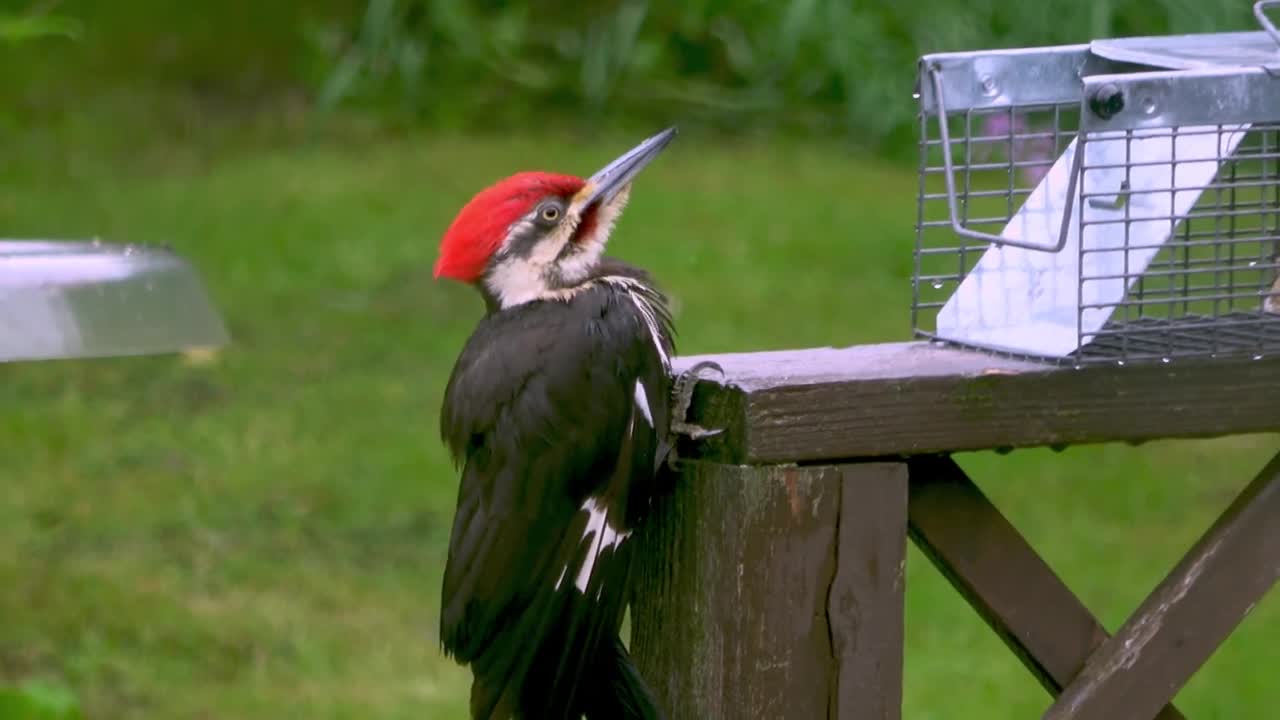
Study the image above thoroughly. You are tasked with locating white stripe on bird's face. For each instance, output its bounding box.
[484,187,631,310]
[485,212,575,308]
[557,185,629,287]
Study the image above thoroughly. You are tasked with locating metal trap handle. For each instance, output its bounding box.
[1257,0,1280,47]
[927,63,1082,253]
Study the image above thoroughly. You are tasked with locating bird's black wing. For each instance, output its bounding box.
[438,283,671,718]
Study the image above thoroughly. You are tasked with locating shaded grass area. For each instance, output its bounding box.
[0,120,1276,718]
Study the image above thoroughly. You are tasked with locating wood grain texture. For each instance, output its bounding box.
[906,455,1184,719]
[1043,450,1280,720]
[630,462,908,719]
[829,463,908,720]
[671,342,1280,464]
[630,463,840,720]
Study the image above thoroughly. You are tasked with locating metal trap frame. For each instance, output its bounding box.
[912,1,1280,365]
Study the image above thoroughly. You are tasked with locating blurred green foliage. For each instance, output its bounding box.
[0,0,1264,154]
[307,0,1262,150]
[0,13,80,44]
[0,680,81,720]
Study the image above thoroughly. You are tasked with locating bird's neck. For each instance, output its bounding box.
[477,257,659,315]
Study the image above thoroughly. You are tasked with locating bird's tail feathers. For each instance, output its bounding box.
[579,635,666,720]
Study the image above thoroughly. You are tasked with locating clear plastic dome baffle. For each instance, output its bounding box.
[0,239,229,362]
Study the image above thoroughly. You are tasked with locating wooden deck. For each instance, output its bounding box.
[632,340,1279,719]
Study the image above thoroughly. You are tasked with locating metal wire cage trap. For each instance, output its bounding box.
[913,2,1280,365]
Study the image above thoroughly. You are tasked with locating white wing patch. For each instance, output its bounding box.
[554,499,625,592]
[634,379,653,427]
[572,496,632,593]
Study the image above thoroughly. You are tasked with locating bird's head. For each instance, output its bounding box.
[434,127,676,309]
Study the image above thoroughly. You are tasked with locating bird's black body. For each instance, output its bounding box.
[439,259,674,719]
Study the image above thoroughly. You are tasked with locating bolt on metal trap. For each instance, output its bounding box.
[912,1,1280,365]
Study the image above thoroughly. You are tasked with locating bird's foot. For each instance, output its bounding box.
[669,360,726,441]
[664,360,726,472]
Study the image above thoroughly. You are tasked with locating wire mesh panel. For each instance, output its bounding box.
[913,101,1082,350]
[1078,123,1280,362]
[912,34,1280,366]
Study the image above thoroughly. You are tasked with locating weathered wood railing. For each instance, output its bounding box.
[630,340,1280,720]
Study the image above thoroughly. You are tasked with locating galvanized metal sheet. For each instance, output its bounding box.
[0,239,229,362]
[1079,66,1280,132]
[1091,31,1280,69]
[917,44,1090,113]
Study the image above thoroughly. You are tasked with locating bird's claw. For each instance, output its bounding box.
[676,423,724,440]
[666,361,727,471]
[664,360,726,471]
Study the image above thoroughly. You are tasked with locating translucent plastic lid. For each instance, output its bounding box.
[0,239,229,362]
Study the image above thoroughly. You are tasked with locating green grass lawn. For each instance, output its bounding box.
[1,117,1276,718]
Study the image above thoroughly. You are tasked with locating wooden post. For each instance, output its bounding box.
[630,462,908,719]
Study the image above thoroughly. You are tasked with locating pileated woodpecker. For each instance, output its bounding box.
[433,128,712,719]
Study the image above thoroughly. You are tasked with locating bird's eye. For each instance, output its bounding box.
[540,205,561,222]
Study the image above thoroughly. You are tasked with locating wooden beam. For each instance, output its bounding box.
[671,342,1280,464]
[630,462,908,719]
[1043,450,1280,720]
[829,463,909,720]
[906,455,1184,719]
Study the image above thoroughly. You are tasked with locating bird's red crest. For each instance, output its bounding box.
[434,171,586,282]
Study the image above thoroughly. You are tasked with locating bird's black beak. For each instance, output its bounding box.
[574,127,678,211]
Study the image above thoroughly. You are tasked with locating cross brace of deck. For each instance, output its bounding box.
[908,451,1280,720]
